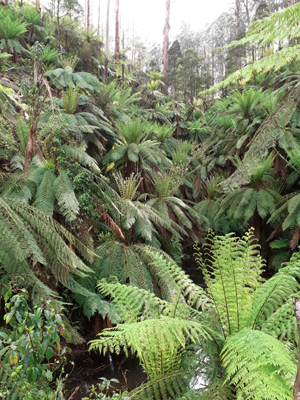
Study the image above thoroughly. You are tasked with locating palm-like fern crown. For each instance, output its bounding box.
[20,6,41,26]
[62,84,79,114]
[89,232,300,400]
[59,54,79,71]
[171,140,191,165]
[204,177,220,200]
[114,172,141,200]
[116,118,151,145]
[229,88,262,120]
[153,124,173,142]
[234,152,274,190]
[0,15,27,40]
[149,170,176,198]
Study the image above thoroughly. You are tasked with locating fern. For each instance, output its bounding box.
[32,169,56,216]
[15,116,29,154]
[199,230,264,338]
[221,328,296,400]
[202,4,300,94]
[53,168,79,222]
[222,88,298,190]
[0,198,94,302]
[129,370,194,400]
[60,145,100,171]
[89,317,208,380]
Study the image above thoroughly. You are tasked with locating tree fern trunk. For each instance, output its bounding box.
[250,208,260,241]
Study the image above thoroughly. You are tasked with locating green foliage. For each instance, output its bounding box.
[0,197,94,302]
[202,4,300,94]
[0,290,66,399]
[62,84,79,114]
[222,328,296,400]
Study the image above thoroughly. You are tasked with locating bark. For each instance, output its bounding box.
[163,0,171,95]
[122,30,125,83]
[243,0,250,27]
[87,0,90,30]
[29,27,34,45]
[115,0,120,61]
[24,58,44,171]
[211,48,215,86]
[104,0,110,82]
[250,208,260,241]
[97,0,101,35]
[293,297,300,400]
[235,0,240,34]
[56,0,60,44]
[132,21,135,63]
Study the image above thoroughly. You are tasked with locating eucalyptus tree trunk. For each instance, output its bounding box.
[163,0,170,95]
[243,0,250,27]
[104,0,110,82]
[235,0,240,34]
[87,0,90,31]
[122,29,125,82]
[293,297,300,400]
[97,0,101,35]
[115,0,120,61]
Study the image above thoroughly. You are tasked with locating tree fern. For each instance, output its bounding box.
[0,198,94,302]
[198,230,264,338]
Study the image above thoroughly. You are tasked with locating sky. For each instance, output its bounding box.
[91,0,234,47]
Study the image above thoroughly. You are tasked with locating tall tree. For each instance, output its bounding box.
[115,0,120,61]
[235,0,241,34]
[163,0,170,95]
[97,0,101,35]
[87,0,90,30]
[104,0,110,81]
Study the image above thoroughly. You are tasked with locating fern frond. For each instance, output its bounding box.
[129,370,193,400]
[15,116,29,154]
[89,317,208,379]
[54,168,79,221]
[249,262,300,329]
[32,168,55,216]
[60,144,100,171]
[222,328,296,400]
[199,230,264,338]
[145,251,211,309]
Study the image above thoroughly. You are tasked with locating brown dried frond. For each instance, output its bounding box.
[97,203,125,241]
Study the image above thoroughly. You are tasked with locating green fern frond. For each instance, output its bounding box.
[15,116,29,154]
[60,144,100,171]
[222,328,296,400]
[129,370,193,400]
[32,168,55,216]
[249,263,300,329]
[54,168,79,222]
[198,230,264,338]
[145,251,210,309]
[89,317,208,379]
